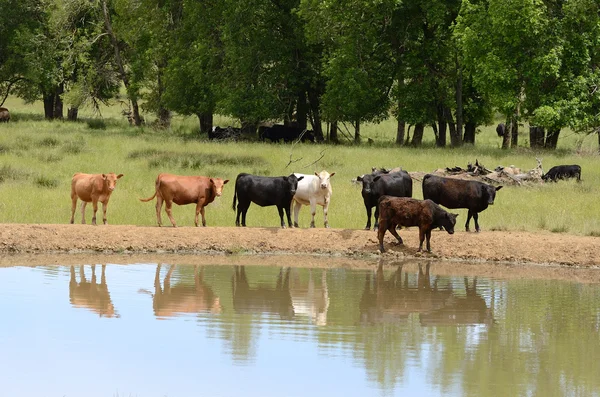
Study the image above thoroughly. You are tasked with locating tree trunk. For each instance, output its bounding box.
[411,123,425,146]
[455,61,464,145]
[396,120,405,145]
[502,119,511,149]
[297,89,308,132]
[101,0,142,126]
[43,93,55,120]
[308,89,324,141]
[329,121,338,143]
[241,120,257,136]
[405,125,412,145]
[53,83,64,120]
[196,112,213,135]
[67,107,78,121]
[446,108,460,147]
[155,63,171,129]
[545,128,560,149]
[436,104,447,147]
[354,120,360,143]
[511,119,518,147]
[529,126,545,148]
[463,122,476,144]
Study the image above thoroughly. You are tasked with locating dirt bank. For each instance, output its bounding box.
[0,223,598,268]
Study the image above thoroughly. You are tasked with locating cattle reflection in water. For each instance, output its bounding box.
[152,264,222,318]
[360,262,493,326]
[69,264,119,318]
[232,266,329,325]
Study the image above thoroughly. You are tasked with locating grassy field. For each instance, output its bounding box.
[1,97,599,235]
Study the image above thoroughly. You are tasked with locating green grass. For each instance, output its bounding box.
[1,97,599,234]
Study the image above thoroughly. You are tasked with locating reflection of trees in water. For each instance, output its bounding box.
[69,264,118,318]
[152,264,222,318]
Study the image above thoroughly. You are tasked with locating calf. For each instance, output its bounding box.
[258,124,315,143]
[356,169,413,230]
[377,196,457,253]
[0,107,9,122]
[292,170,335,228]
[232,172,303,228]
[70,172,124,225]
[542,164,582,182]
[139,173,229,227]
[422,174,502,232]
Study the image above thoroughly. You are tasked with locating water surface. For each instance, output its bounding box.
[1,260,599,397]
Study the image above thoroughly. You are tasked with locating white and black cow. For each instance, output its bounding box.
[356,169,413,230]
[232,173,304,228]
[542,165,582,182]
[422,174,502,232]
[292,170,335,228]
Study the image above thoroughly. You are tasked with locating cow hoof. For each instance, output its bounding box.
[364,227,370,231]
[310,224,315,228]
[293,222,299,228]
[70,220,74,224]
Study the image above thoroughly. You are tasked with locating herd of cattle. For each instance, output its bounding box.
[69,162,582,253]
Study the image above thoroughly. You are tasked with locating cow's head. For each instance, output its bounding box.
[315,170,335,190]
[357,173,376,195]
[485,184,503,205]
[102,173,124,191]
[441,212,459,234]
[284,174,304,196]
[210,178,229,197]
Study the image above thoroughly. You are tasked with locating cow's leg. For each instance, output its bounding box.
[465,210,473,232]
[80,201,87,224]
[364,204,372,230]
[155,196,164,227]
[91,199,99,225]
[293,200,301,228]
[417,227,426,252]
[373,204,380,230]
[323,198,330,228]
[237,200,250,227]
[309,198,317,228]
[284,203,293,228]
[196,202,207,227]
[377,219,387,252]
[388,223,403,245]
[101,201,108,224]
[425,229,432,252]
[277,205,286,228]
[165,200,177,227]
[70,195,78,224]
[473,212,481,232]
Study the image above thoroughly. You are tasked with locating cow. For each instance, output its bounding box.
[542,165,582,182]
[70,172,124,225]
[292,170,335,228]
[422,174,502,232]
[496,123,505,137]
[377,196,458,253]
[289,269,329,326]
[0,107,10,122]
[69,265,118,318]
[150,264,222,317]
[209,126,242,140]
[356,169,413,230]
[258,124,316,143]
[232,173,303,228]
[139,173,229,227]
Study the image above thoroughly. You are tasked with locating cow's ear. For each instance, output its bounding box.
[223,179,230,184]
[102,174,107,180]
[117,174,124,179]
[356,175,363,181]
[283,176,288,182]
[297,176,304,181]
[329,172,335,177]
[314,172,319,177]
[373,176,381,182]
[495,186,503,191]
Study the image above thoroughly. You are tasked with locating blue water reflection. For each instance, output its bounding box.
[1,261,599,397]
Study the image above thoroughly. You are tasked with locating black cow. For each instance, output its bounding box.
[232,173,304,228]
[209,126,242,140]
[356,169,413,230]
[496,123,505,137]
[542,165,582,182]
[422,174,502,232]
[258,124,316,143]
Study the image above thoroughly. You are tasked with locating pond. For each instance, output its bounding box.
[1,258,599,397]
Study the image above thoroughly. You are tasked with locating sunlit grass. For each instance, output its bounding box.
[0,98,599,234]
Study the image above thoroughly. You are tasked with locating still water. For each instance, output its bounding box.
[1,260,599,397]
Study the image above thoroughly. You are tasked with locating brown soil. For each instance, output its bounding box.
[1,223,598,268]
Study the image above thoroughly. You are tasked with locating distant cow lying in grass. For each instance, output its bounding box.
[377,196,458,253]
[140,173,229,227]
[542,165,582,182]
[70,172,124,225]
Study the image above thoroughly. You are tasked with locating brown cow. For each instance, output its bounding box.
[139,173,229,227]
[0,107,9,122]
[377,196,458,253]
[69,264,118,318]
[70,172,124,225]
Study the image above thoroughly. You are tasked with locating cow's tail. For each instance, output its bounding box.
[139,178,160,202]
[232,176,239,211]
